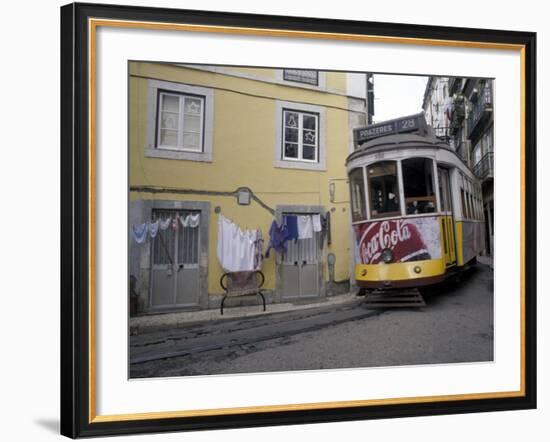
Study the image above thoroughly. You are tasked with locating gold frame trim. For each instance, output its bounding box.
[88,18,527,424]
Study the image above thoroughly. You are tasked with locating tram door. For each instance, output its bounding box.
[438,168,457,267]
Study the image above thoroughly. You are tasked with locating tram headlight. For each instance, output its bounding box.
[381,248,394,263]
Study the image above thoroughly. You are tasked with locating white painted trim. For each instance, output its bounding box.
[274,100,326,171]
[146,79,214,162]
[432,159,442,213]
[362,166,370,221]
[396,159,406,216]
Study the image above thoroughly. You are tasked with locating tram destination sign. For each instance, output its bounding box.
[354,113,427,145]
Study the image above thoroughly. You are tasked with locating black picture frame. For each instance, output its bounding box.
[60,2,537,438]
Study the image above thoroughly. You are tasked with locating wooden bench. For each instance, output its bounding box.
[219,270,266,315]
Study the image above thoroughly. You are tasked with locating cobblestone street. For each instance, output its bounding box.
[130,263,493,378]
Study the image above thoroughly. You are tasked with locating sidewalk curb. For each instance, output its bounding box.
[130,292,359,334]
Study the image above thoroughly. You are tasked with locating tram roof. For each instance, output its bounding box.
[346,132,454,165]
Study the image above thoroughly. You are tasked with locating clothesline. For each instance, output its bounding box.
[130,213,200,244]
[265,214,323,257]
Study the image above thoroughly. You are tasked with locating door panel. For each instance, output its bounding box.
[280,215,321,300]
[150,220,176,307]
[281,263,301,298]
[438,168,456,267]
[176,268,200,305]
[151,269,175,307]
[150,209,201,309]
[175,218,200,306]
[300,262,319,297]
[281,237,302,298]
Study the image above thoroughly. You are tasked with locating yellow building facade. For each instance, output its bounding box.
[129,62,368,313]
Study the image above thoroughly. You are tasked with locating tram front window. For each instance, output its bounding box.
[349,168,366,222]
[367,161,400,218]
[402,158,436,215]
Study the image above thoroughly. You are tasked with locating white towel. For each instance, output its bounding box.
[297,215,313,239]
[312,214,322,232]
[217,215,257,272]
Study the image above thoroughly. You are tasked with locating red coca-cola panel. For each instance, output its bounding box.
[355,218,434,264]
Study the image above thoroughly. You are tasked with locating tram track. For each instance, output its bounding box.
[130,300,385,365]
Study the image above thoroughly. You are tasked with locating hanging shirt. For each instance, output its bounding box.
[188,213,200,228]
[297,215,313,239]
[180,213,200,228]
[159,218,171,231]
[131,223,148,244]
[265,219,288,258]
[312,214,322,233]
[284,215,299,242]
[148,220,160,238]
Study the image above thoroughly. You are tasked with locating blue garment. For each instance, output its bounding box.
[265,216,300,258]
[284,215,299,242]
[265,220,285,258]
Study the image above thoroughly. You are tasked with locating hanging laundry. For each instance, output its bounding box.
[297,215,313,239]
[159,217,171,231]
[312,214,322,233]
[238,229,256,272]
[172,216,179,230]
[253,229,264,270]
[217,214,234,270]
[148,220,160,238]
[131,223,148,244]
[188,213,200,228]
[180,213,201,228]
[217,214,257,272]
[284,215,299,242]
[265,219,287,258]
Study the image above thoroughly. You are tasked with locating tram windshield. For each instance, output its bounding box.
[402,158,436,214]
[367,161,400,218]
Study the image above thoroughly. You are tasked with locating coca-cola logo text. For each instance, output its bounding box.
[360,220,411,263]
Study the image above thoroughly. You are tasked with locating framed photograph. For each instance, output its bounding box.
[60,2,537,438]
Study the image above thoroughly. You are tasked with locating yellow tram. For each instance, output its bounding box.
[347,113,485,292]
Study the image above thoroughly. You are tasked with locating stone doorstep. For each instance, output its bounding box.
[129,292,358,334]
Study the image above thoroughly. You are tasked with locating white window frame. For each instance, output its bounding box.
[156,91,205,153]
[274,100,326,171]
[281,109,319,163]
[146,79,213,162]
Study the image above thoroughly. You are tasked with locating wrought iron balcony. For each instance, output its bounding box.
[473,152,494,181]
[468,83,493,139]
[449,98,465,135]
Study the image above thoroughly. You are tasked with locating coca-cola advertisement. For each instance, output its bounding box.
[354,217,441,264]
